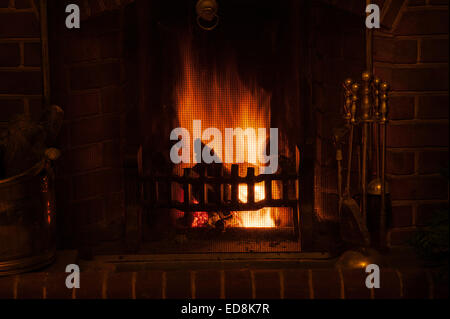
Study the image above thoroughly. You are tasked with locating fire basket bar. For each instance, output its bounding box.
[137,164,300,236]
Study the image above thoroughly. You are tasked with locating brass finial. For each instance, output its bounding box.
[380,82,389,123]
[362,72,372,121]
[344,78,353,87]
[343,79,353,122]
[350,83,360,124]
[373,77,381,118]
[362,71,371,82]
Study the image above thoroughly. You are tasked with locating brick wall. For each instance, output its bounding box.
[0,0,43,127]
[0,0,136,250]
[48,0,135,251]
[373,0,449,246]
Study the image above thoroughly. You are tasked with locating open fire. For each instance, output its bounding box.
[172,40,284,229]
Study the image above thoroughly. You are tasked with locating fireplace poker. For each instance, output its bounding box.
[339,79,354,207]
[379,82,389,248]
[345,82,359,197]
[372,77,382,179]
[361,72,372,227]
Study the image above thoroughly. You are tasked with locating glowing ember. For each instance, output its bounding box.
[192,212,209,228]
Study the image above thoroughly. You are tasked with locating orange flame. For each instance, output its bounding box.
[175,40,280,228]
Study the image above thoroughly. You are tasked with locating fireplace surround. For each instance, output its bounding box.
[0,0,449,301]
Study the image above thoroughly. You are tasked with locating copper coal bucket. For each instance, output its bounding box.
[0,154,57,276]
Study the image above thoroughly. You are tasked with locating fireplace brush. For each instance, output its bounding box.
[337,72,390,249]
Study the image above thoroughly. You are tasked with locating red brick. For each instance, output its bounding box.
[67,92,100,119]
[17,273,46,299]
[57,124,70,152]
[69,144,103,173]
[80,11,121,35]
[0,276,16,299]
[408,0,426,5]
[195,270,221,299]
[388,124,449,148]
[72,169,122,201]
[253,270,281,299]
[383,0,404,29]
[283,269,310,299]
[394,40,418,63]
[106,272,133,299]
[70,114,120,146]
[0,71,43,94]
[103,0,120,11]
[389,96,415,120]
[421,38,449,62]
[400,270,430,299]
[417,95,449,119]
[374,269,401,299]
[23,42,42,66]
[0,43,20,67]
[387,151,415,175]
[71,198,105,226]
[418,150,449,174]
[390,67,448,91]
[392,205,414,228]
[103,141,122,168]
[135,271,163,299]
[70,63,121,90]
[311,269,341,299]
[29,98,43,121]
[101,86,122,113]
[342,31,366,60]
[341,269,371,299]
[104,192,125,222]
[390,176,448,200]
[0,12,40,37]
[99,32,121,59]
[65,36,101,63]
[165,271,191,299]
[374,37,394,63]
[0,99,24,121]
[395,10,449,35]
[45,273,74,299]
[76,272,105,299]
[225,270,252,299]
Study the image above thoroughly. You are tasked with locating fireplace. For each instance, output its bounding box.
[114,0,369,255]
[124,0,306,253]
[42,0,370,257]
[1,0,449,300]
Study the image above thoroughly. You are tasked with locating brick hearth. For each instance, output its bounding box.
[0,267,447,299]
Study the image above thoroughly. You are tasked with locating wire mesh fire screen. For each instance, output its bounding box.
[123,0,316,254]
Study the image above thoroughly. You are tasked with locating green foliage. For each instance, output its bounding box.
[410,169,449,266]
[410,209,449,262]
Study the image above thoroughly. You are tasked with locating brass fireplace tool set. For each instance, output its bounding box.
[335,72,390,250]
